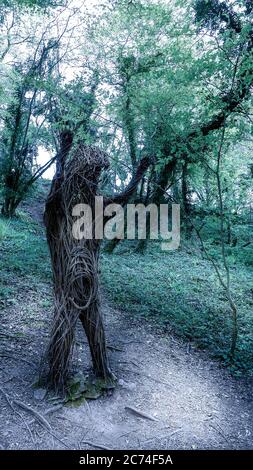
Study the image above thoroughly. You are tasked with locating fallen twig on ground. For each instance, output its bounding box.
[0,352,37,368]
[81,440,111,450]
[125,406,158,422]
[0,330,27,340]
[120,367,172,388]
[107,344,124,352]
[0,387,36,446]
[13,400,52,431]
[27,404,64,426]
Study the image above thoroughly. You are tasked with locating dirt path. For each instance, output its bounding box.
[0,199,252,450]
[0,286,252,450]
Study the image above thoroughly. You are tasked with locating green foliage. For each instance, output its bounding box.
[101,239,253,375]
[0,213,51,300]
[0,217,11,241]
[0,0,60,8]
[66,372,116,404]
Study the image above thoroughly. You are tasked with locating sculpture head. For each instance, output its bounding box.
[63,144,110,206]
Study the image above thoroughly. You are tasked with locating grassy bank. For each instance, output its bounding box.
[101,239,253,375]
[0,212,51,304]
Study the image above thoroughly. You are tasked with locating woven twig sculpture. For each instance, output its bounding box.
[44,144,112,390]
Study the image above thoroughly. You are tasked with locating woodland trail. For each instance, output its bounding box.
[0,201,252,450]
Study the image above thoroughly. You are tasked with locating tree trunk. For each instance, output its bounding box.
[182,161,191,216]
[182,161,192,238]
[1,194,20,218]
[1,170,20,217]
[152,158,176,205]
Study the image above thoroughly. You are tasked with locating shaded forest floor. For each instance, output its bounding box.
[0,188,253,450]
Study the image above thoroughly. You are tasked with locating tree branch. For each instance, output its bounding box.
[104,156,151,206]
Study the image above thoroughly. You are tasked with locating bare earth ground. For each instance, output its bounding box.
[0,283,253,450]
[0,199,252,450]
